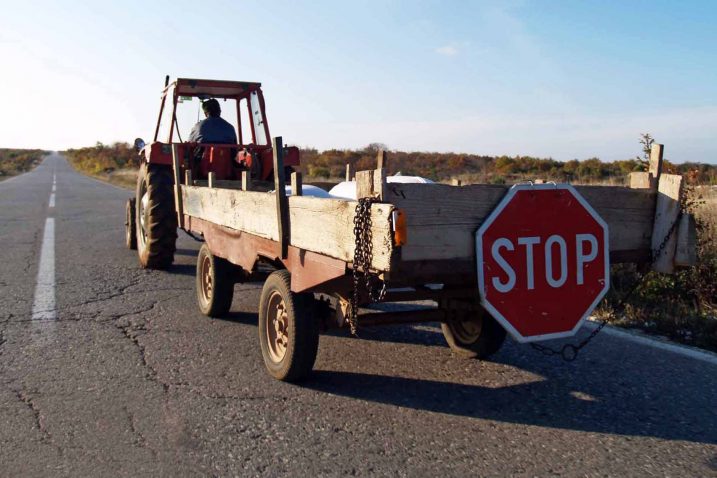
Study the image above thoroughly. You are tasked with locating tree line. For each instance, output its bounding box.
[62,140,717,185]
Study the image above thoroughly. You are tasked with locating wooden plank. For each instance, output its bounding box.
[629,172,655,189]
[675,213,697,267]
[356,170,374,199]
[649,144,664,186]
[181,186,394,271]
[208,172,215,188]
[241,171,251,191]
[386,183,656,262]
[374,168,387,200]
[291,171,303,196]
[356,169,386,200]
[651,173,683,273]
[377,150,387,170]
[346,163,355,182]
[170,144,184,228]
[272,137,289,259]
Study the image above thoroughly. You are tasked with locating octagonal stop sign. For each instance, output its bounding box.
[476,184,610,343]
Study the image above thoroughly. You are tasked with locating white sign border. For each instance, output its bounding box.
[475,183,610,343]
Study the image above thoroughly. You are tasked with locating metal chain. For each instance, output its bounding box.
[531,189,686,361]
[349,197,388,335]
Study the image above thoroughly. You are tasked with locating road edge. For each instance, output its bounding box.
[586,318,717,365]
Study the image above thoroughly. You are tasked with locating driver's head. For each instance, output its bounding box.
[202,98,221,118]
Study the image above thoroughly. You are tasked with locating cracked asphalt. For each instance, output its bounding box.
[0,154,716,477]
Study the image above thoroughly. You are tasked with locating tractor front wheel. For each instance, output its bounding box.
[135,163,177,269]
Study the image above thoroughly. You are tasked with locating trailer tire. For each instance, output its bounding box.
[441,306,507,359]
[259,270,319,382]
[125,198,137,250]
[136,163,177,269]
[196,244,234,317]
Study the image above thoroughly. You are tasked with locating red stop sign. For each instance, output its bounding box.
[476,184,609,343]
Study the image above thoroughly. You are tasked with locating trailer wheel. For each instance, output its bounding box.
[441,306,507,359]
[259,270,319,382]
[196,244,234,317]
[125,198,137,250]
[135,163,177,269]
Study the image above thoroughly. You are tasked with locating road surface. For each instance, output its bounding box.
[1,154,715,477]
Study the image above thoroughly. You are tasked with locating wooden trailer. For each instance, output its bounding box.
[171,138,696,381]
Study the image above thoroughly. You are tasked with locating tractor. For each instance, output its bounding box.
[125,76,300,269]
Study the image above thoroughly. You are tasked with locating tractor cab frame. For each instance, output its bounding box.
[140,76,299,182]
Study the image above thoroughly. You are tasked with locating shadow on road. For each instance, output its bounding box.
[167,263,196,276]
[218,301,715,445]
[218,311,258,326]
[175,248,198,257]
[304,324,716,446]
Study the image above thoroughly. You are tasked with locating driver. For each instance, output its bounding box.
[188,98,237,144]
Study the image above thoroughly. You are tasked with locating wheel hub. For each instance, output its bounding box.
[450,317,483,344]
[266,291,288,363]
[200,255,213,303]
[139,188,149,245]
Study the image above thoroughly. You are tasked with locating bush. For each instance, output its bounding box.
[0,149,47,177]
[64,142,139,176]
[597,187,717,351]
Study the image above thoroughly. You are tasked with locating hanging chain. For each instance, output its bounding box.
[531,190,686,361]
[349,197,388,335]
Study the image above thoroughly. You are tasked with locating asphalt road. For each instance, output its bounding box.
[1,154,716,477]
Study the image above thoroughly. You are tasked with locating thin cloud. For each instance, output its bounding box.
[435,45,458,56]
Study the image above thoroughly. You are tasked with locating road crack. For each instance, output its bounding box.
[125,406,159,458]
[15,389,52,442]
[113,301,170,394]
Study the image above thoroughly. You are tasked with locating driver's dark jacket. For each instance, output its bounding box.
[188,116,237,144]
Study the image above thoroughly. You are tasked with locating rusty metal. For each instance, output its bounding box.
[185,216,346,293]
[353,308,446,327]
[381,287,477,303]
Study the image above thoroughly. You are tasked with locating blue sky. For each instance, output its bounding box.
[0,0,715,162]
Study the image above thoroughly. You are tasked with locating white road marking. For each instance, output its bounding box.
[31,218,56,321]
[585,320,717,366]
[48,192,55,208]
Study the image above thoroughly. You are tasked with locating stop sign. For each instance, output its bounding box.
[476,184,610,343]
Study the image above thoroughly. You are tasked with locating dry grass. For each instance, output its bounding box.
[597,186,717,351]
[85,168,137,190]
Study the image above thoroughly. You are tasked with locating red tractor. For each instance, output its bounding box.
[125,76,300,269]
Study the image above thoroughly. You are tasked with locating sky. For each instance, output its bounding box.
[0,0,715,163]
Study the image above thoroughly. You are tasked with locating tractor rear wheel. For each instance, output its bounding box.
[135,163,177,269]
[441,305,507,359]
[125,198,137,250]
[258,270,319,382]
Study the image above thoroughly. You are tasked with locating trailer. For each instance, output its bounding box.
[127,77,697,382]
